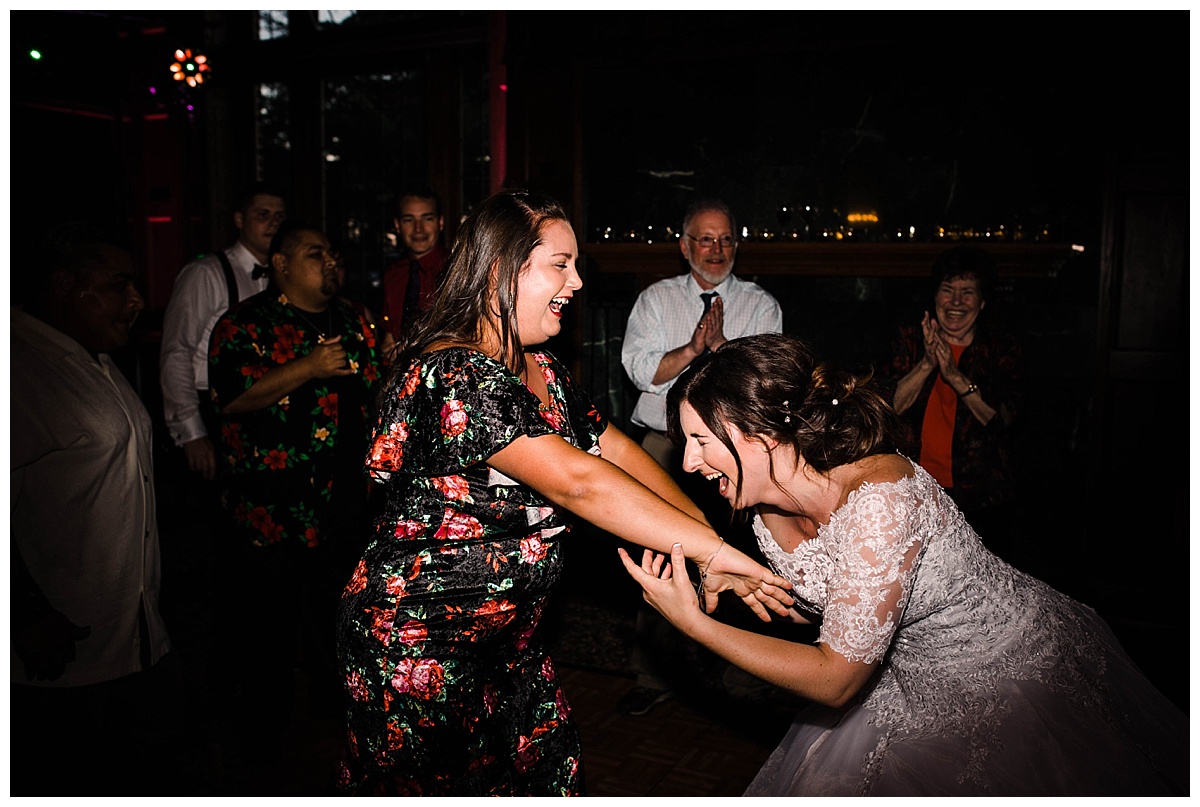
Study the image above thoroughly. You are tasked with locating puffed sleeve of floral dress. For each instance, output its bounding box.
[819,478,929,664]
[365,349,597,481]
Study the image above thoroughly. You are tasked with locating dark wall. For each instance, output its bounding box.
[567,11,1188,248]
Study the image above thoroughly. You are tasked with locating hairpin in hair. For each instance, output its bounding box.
[831,398,839,406]
[781,400,791,424]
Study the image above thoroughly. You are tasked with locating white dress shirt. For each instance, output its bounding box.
[158,240,268,446]
[10,308,171,687]
[622,272,783,431]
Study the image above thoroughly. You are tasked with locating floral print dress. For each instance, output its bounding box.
[336,347,606,796]
[208,287,382,549]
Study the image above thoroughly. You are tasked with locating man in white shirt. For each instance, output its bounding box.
[623,198,782,464]
[619,198,782,714]
[158,183,286,480]
[11,224,175,793]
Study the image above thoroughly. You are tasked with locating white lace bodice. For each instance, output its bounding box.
[751,459,1123,790]
[754,468,933,664]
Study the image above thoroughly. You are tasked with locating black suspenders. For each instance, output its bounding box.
[214,250,239,308]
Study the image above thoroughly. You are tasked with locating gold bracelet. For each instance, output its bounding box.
[958,383,979,398]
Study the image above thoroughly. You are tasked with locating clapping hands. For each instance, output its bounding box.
[694,295,726,353]
[689,296,727,356]
[920,311,965,386]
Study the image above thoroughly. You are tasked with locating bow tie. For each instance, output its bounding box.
[251,263,269,280]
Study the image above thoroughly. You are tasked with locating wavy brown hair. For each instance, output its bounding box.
[388,189,569,380]
[667,334,902,509]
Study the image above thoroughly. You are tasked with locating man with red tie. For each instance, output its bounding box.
[379,187,449,359]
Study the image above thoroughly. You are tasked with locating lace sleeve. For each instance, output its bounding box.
[820,482,925,665]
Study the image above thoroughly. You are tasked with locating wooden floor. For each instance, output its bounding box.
[558,666,791,797]
[139,493,1187,798]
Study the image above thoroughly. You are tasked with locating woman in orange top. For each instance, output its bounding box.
[887,246,1021,549]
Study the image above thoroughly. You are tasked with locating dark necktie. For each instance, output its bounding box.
[700,292,718,354]
[402,258,422,333]
[251,263,269,280]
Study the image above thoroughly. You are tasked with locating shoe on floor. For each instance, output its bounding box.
[616,686,674,716]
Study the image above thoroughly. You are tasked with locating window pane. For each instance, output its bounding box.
[460,65,491,219]
[321,72,428,313]
[255,82,291,185]
[317,10,357,26]
[257,11,289,41]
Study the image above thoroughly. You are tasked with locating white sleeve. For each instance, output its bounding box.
[620,288,675,394]
[819,485,924,665]
[760,294,783,334]
[158,257,226,445]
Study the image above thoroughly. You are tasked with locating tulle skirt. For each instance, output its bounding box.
[745,620,1188,796]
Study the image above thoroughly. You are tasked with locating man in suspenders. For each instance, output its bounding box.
[159,183,287,480]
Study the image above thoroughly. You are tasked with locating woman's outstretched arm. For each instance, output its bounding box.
[488,431,793,621]
[620,543,878,708]
[596,423,709,525]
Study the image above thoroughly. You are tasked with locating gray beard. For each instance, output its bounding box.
[692,259,735,287]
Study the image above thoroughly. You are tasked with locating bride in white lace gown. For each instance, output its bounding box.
[619,334,1187,796]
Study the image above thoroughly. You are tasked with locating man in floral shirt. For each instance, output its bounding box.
[208,221,381,756]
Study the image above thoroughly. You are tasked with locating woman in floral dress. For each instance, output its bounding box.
[335,190,795,796]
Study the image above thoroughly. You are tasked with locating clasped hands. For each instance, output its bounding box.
[689,296,726,354]
[618,542,793,629]
[920,312,966,387]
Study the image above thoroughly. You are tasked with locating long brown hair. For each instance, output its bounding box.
[389,189,568,379]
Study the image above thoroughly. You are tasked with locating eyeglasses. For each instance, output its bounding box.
[684,233,736,250]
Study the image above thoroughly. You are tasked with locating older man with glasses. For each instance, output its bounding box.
[618,197,783,716]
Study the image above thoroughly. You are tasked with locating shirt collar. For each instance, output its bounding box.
[229,240,263,273]
[686,272,736,297]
